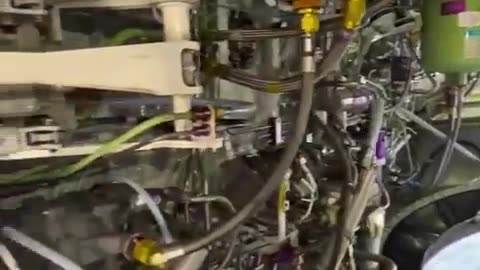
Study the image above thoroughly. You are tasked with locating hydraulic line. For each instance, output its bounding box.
[127,4,360,265]
[2,227,84,270]
[355,251,398,270]
[429,90,463,189]
[170,68,315,259]
[396,108,480,162]
[307,113,358,269]
[219,1,390,93]
[218,65,302,93]
[213,29,302,41]
[185,196,237,270]
[314,29,355,84]
[309,114,355,194]
[330,168,377,270]
[331,77,385,270]
[130,33,320,266]
[187,196,237,214]
[366,97,386,166]
[0,243,19,270]
[221,28,355,93]
[120,179,174,244]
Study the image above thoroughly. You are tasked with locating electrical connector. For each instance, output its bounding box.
[191,106,216,140]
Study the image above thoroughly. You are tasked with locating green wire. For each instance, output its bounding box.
[0,112,191,184]
[107,28,162,46]
[0,165,53,182]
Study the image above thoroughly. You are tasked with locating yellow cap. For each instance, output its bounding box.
[343,0,366,30]
[132,239,166,267]
[298,8,320,34]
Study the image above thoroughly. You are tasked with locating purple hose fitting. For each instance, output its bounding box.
[376,130,386,166]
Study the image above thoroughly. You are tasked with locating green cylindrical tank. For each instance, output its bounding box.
[422,0,480,73]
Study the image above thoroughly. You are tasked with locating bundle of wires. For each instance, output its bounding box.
[0,112,190,185]
[217,64,302,93]
[212,29,302,41]
[218,28,355,93]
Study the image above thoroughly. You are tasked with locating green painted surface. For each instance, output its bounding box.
[422,0,480,72]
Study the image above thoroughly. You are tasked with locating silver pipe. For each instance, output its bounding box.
[120,179,173,244]
[0,243,19,270]
[187,196,237,214]
[396,108,480,163]
[2,227,84,270]
[355,251,398,270]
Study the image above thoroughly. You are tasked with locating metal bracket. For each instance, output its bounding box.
[0,0,46,14]
[0,125,62,156]
[0,42,201,96]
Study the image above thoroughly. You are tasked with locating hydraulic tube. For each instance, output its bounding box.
[125,3,321,266]
[2,227,84,270]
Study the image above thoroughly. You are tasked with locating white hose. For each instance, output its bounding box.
[300,178,316,222]
[2,227,83,270]
[0,243,20,270]
[299,157,317,221]
[299,157,318,194]
[120,179,174,244]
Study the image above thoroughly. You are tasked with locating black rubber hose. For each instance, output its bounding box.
[169,72,315,256]
[186,196,237,270]
[314,29,354,84]
[309,115,354,190]
[308,115,358,270]
[355,251,398,270]
[366,0,396,18]
[170,22,355,258]
[429,93,463,189]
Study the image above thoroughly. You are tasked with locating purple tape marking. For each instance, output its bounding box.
[441,0,466,15]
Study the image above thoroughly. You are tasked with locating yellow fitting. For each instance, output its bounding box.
[215,107,225,118]
[298,8,320,34]
[265,83,281,93]
[343,0,366,30]
[132,239,166,268]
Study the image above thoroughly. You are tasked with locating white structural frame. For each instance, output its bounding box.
[52,0,199,131]
[0,41,201,96]
[0,0,221,157]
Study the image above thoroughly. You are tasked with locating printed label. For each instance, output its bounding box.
[442,0,466,15]
[465,30,480,58]
[458,12,480,27]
